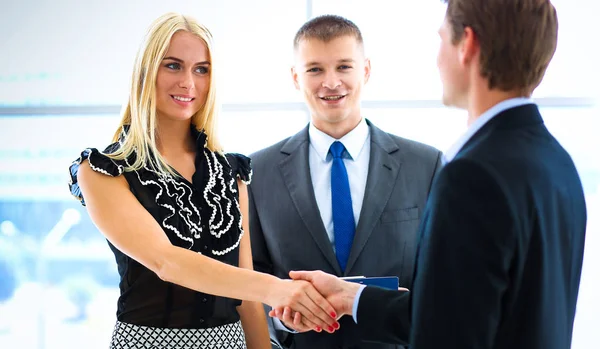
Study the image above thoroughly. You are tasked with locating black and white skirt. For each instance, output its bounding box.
[110,320,246,348]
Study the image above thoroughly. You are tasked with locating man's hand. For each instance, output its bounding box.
[268,270,362,333]
[289,270,362,316]
[264,278,339,333]
[269,271,412,333]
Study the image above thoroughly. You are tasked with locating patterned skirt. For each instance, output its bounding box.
[110,320,247,349]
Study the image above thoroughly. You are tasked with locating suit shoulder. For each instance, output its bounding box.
[249,136,292,166]
[387,133,441,158]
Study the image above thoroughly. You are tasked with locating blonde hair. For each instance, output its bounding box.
[109,12,221,175]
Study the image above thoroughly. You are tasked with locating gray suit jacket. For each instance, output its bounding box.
[248,120,442,349]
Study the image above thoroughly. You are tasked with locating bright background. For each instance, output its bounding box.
[0,1,598,348]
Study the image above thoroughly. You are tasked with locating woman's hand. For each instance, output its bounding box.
[265,279,339,333]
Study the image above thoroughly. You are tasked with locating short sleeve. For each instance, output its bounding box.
[225,153,252,185]
[69,147,125,206]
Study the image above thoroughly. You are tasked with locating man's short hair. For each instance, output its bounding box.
[444,0,558,95]
[293,15,363,50]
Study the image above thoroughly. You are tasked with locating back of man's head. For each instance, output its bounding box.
[293,15,364,51]
[444,0,558,96]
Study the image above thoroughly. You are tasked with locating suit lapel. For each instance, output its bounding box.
[278,127,342,275]
[345,121,401,274]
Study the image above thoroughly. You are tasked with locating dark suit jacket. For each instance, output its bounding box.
[249,120,442,349]
[356,104,587,349]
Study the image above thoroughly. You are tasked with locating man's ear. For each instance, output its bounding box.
[291,66,300,90]
[363,58,372,84]
[459,26,479,66]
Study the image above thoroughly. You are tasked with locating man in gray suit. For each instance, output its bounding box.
[248,15,441,349]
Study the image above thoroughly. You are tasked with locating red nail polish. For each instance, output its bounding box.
[328,326,334,332]
[316,326,322,332]
[330,311,337,318]
[333,322,340,329]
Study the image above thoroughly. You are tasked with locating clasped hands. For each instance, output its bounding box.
[265,270,363,334]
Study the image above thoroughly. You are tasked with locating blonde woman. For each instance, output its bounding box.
[68,13,338,349]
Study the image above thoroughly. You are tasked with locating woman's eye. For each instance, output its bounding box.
[196,66,209,74]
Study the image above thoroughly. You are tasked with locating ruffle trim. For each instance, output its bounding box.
[68,147,125,206]
[224,153,252,185]
[200,151,245,256]
[67,145,250,258]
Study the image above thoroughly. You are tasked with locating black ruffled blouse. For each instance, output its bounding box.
[68,126,252,329]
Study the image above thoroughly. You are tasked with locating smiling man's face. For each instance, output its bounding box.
[292,35,370,134]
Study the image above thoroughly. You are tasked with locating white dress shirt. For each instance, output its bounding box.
[309,118,371,249]
[274,118,371,332]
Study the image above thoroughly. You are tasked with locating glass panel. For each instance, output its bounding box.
[0,114,119,348]
[0,110,309,201]
[0,199,118,348]
[363,107,466,151]
[536,0,600,99]
[0,115,120,201]
[312,0,600,100]
[219,110,309,155]
[0,0,307,107]
[312,0,446,101]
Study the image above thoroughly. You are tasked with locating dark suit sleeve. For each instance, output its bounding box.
[356,286,411,345]
[247,183,273,275]
[411,159,515,349]
[248,183,295,346]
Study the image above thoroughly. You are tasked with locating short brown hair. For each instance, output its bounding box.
[293,15,363,50]
[444,0,558,95]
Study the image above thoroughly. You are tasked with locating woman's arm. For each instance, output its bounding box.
[77,163,338,330]
[236,181,272,348]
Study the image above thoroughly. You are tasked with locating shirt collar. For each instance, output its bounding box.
[443,97,534,164]
[309,118,370,162]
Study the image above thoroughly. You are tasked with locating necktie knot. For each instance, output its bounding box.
[329,141,346,159]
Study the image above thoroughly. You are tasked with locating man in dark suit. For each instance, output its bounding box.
[248,15,441,349]
[284,1,587,349]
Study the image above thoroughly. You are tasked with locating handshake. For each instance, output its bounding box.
[263,270,408,334]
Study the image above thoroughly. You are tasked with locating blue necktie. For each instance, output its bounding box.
[329,141,355,273]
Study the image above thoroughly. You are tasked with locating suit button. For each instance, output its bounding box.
[199,318,204,324]
[202,298,208,303]
[203,245,208,250]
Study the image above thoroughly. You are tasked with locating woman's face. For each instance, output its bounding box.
[155,31,211,122]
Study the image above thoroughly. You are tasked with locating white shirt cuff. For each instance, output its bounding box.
[273,316,299,333]
[352,284,367,323]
